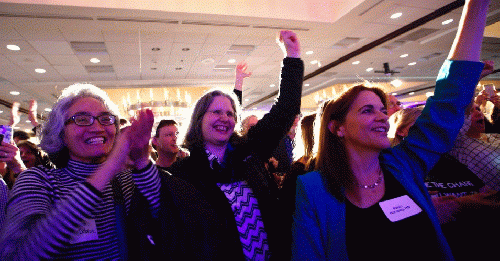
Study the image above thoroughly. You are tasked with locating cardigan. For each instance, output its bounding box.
[292,60,484,261]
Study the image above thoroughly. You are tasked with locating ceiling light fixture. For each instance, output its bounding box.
[201,58,215,64]
[426,92,434,97]
[409,92,415,95]
[408,62,416,66]
[0,110,3,113]
[442,19,453,25]
[392,93,397,95]
[244,98,249,101]
[44,108,52,112]
[35,68,46,73]
[391,12,403,19]
[391,79,403,87]
[400,54,408,58]
[311,60,318,64]
[306,51,314,55]
[10,91,20,95]
[352,61,360,65]
[270,84,275,87]
[228,59,236,63]
[304,84,310,86]
[366,68,373,72]
[6,45,20,51]
[90,58,100,64]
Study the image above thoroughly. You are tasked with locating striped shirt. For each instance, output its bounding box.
[0,160,160,260]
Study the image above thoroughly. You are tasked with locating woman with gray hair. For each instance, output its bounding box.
[0,83,160,260]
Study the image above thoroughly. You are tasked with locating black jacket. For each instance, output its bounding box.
[171,57,304,260]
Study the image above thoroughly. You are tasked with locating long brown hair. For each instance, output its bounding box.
[315,85,387,200]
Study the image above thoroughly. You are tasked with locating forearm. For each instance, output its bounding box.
[131,162,161,218]
[448,0,490,61]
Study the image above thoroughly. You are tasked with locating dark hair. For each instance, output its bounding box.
[183,89,240,150]
[300,113,316,159]
[16,140,54,169]
[13,131,31,141]
[155,119,178,137]
[315,85,386,200]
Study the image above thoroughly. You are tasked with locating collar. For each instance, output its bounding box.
[65,159,101,181]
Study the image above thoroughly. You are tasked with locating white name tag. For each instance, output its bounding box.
[379,195,422,222]
[70,218,99,244]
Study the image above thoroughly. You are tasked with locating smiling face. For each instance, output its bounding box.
[336,90,390,153]
[63,97,117,164]
[201,96,236,148]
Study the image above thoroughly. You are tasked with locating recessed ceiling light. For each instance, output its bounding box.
[6,44,20,51]
[13,126,20,130]
[391,79,403,87]
[352,61,360,65]
[306,51,314,55]
[35,68,46,73]
[26,120,31,123]
[44,108,52,112]
[244,98,249,101]
[442,19,453,25]
[391,12,403,19]
[426,92,434,97]
[10,91,20,95]
[400,54,408,58]
[409,92,415,95]
[90,58,100,64]
[228,59,236,63]
[310,60,318,65]
[270,84,275,87]
[392,93,397,95]
[305,84,310,87]
[408,62,416,66]
[366,68,373,72]
[0,110,3,114]
[253,107,257,110]
[201,58,215,64]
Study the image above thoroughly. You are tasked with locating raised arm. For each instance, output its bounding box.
[234,61,252,105]
[448,0,490,61]
[389,0,489,175]
[247,30,304,158]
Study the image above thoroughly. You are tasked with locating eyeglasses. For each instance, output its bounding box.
[65,114,117,126]
[207,109,236,119]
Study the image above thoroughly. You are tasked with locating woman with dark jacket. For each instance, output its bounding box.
[144,30,303,260]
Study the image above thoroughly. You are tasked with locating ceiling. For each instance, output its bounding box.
[1,0,500,132]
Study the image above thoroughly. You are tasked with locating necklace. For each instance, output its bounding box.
[355,167,384,189]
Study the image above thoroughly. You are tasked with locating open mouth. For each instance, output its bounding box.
[85,137,106,145]
[372,126,388,133]
[214,125,229,132]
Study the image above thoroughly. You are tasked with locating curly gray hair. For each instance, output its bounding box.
[39,83,120,164]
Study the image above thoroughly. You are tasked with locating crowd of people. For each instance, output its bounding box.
[0,0,497,260]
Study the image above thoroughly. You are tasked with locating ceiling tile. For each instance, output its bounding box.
[44,55,81,66]
[28,40,74,55]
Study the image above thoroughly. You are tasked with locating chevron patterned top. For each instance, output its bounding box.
[218,181,270,260]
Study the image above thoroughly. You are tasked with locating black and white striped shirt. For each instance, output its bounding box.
[0,160,160,260]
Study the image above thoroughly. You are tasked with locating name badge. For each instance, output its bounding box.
[379,195,422,222]
[70,218,99,244]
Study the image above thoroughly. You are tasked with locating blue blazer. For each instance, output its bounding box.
[292,60,484,261]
